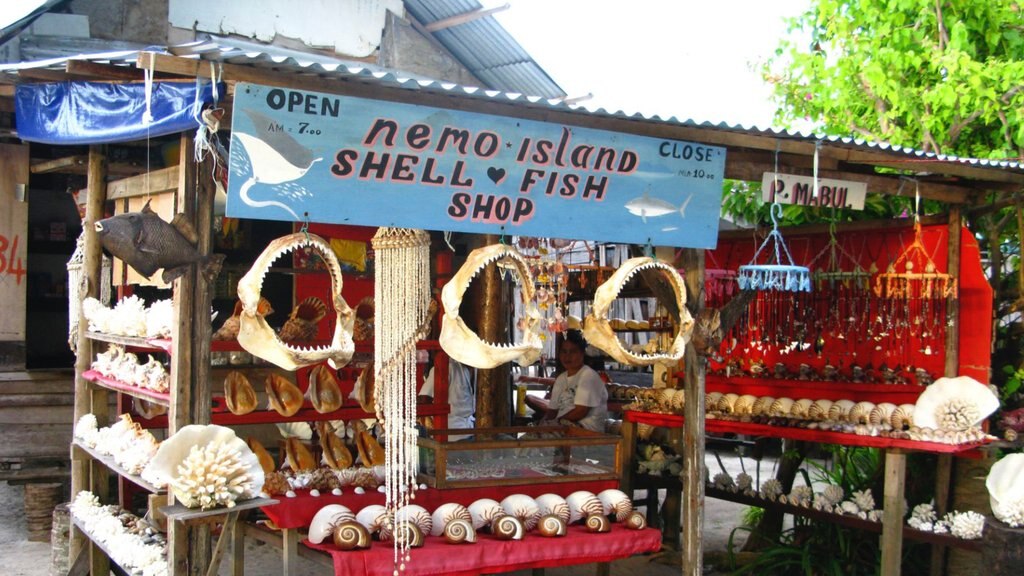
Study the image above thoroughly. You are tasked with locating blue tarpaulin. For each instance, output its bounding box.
[15,81,221,144]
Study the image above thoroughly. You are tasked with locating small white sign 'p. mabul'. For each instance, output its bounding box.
[761,172,867,210]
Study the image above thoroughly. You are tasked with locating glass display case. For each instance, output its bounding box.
[417,425,622,489]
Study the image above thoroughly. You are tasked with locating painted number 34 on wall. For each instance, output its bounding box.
[0,234,26,285]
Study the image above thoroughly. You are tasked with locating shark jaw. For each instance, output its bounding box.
[237,232,354,371]
[440,244,543,369]
[583,257,694,367]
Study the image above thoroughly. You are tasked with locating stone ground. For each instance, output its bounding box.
[0,453,756,576]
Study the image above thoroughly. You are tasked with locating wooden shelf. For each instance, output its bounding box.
[72,439,164,493]
[82,370,171,407]
[85,332,168,352]
[138,401,451,427]
[160,497,277,524]
[705,487,982,552]
[71,516,153,576]
[703,374,925,405]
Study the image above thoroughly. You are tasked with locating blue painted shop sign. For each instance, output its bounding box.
[226,83,726,248]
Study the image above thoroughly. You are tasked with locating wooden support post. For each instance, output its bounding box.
[472,234,510,428]
[881,449,907,576]
[282,528,300,576]
[70,144,108,571]
[679,248,706,576]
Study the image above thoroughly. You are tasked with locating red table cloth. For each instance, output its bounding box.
[262,479,619,530]
[304,524,662,576]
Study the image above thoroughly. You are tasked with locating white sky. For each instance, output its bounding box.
[0,1,46,29]
[486,0,810,128]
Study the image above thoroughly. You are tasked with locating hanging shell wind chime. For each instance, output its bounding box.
[372,227,433,575]
[737,203,811,293]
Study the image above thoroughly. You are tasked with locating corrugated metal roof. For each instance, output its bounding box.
[404,0,565,98]
[0,37,1021,177]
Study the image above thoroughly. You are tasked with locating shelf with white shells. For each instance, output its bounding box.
[72,439,166,494]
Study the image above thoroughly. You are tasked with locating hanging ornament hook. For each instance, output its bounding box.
[300,213,310,241]
[812,140,821,199]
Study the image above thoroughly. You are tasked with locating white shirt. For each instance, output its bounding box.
[420,360,475,431]
[549,364,608,432]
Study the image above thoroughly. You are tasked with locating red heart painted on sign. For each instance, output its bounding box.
[487,167,507,185]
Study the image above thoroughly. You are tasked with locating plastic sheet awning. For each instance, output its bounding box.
[15,81,220,144]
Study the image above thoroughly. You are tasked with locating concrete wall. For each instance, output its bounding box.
[378,10,480,87]
[67,0,169,45]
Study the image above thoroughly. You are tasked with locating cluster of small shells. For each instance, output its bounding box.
[702,392,990,445]
[308,489,644,550]
[91,345,170,393]
[70,491,168,576]
[262,465,393,498]
[74,413,160,475]
[83,296,173,338]
[712,473,884,521]
[907,503,985,539]
[613,385,686,414]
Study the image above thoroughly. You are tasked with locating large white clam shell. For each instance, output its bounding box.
[566,491,603,524]
[501,494,540,531]
[141,424,264,497]
[597,489,633,522]
[430,503,472,537]
[914,376,999,431]
[987,453,1024,527]
[468,498,504,530]
[534,493,570,524]
[308,504,354,545]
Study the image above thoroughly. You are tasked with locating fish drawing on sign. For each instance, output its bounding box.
[624,190,693,223]
[233,109,322,219]
[94,200,226,284]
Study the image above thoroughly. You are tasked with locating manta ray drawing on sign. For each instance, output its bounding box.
[233,109,322,220]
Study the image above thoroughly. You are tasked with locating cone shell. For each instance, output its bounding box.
[808,399,833,421]
[849,401,876,425]
[309,504,354,545]
[828,399,856,422]
[585,513,611,533]
[266,374,303,417]
[536,514,567,537]
[890,404,916,430]
[733,394,758,415]
[332,520,371,550]
[320,432,353,470]
[284,438,316,472]
[247,437,276,475]
[355,504,389,535]
[491,515,524,540]
[468,498,504,530]
[224,371,258,415]
[501,494,540,531]
[597,489,633,522]
[308,364,343,413]
[624,510,647,530]
[356,430,385,467]
[769,397,794,417]
[566,491,603,524]
[443,518,476,544]
[869,403,897,427]
[534,493,570,524]
[431,503,472,537]
[752,396,776,417]
[717,393,740,414]
[790,399,814,420]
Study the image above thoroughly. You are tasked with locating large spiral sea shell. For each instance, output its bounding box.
[332,520,371,550]
[393,522,425,548]
[394,504,432,537]
[537,514,567,537]
[501,494,540,531]
[733,394,757,415]
[566,491,603,524]
[890,404,915,430]
[534,493,570,524]
[597,489,633,522]
[869,403,897,427]
[431,503,472,537]
[443,518,477,544]
[355,504,389,535]
[790,399,814,420]
[585,513,611,533]
[808,399,833,421]
[717,393,740,414]
[468,498,504,531]
[848,401,876,425]
[309,504,355,545]
[828,399,856,422]
[752,396,776,417]
[491,515,525,540]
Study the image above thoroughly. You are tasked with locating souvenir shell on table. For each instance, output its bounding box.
[536,514,567,537]
[265,374,303,417]
[986,453,1024,527]
[733,394,758,415]
[443,518,477,544]
[717,393,740,414]
[583,257,694,366]
[332,520,371,550]
[828,399,856,422]
[468,498,504,530]
[236,233,354,371]
[223,371,258,415]
[501,494,540,531]
[752,396,776,417]
[585,513,611,533]
[808,399,833,421]
[566,491,603,524]
[790,399,814,420]
[869,403,897,427]
[355,504,389,535]
[848,401,876,425]
[705,392,723,412]
[670,388,686,411]
[320,432,353,470]
[393,522,425,548]
[308,504,355,545]
[914,376,1000,431]
[355,430,385,467]
[534,493,570,524]
[430,503,472,537]
[490,515,525,540]
[246,437,276,475]
[597,489,633,521]
[769,397,794,418]
[890,404,916,430]
[308,364,343,413]
[284,438,316,472]
[141,424,264,509]
[624,510,647,530]
[395,504,432,536]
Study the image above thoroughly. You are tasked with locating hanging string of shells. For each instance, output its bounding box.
[372,227,432,574]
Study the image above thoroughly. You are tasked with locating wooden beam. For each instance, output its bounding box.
[32,155,147,178]
[881,449,907,576]
[65,60,144,81]
[679,248,706,575]
[842,151,1024,185]
[716,213,949,242]
[424,4,511,32]
[16,68,72,82]
[106,166,179,200]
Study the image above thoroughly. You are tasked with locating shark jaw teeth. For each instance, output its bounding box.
[237,232,354,371]
[583,257,694,367]
[440,243,543,369]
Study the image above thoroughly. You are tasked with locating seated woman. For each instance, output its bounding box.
[538,330,608,432]
[418,357,475,441]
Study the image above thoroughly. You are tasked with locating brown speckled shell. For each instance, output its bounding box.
[224,371,258,415]
[266,373,303,417]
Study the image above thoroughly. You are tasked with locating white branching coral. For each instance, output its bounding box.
[788,485,814,507]
[735,472,753,493]
[74,414,99,448]
[987,453,1024,528]
[712,472,735,491]
[852,489,876,512]
[945,511,985,539]
[82,296,174,338]
[759,479,783,501]
[171,441,255,510]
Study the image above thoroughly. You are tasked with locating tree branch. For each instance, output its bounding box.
[949,109,983,145]
[858,73,891,134]
[935,0,948,50]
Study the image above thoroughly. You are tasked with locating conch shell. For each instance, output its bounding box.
[987,453,1024,528]
[914,376,999,431]
[266,374,303,417]
[490,515,525,540]
[308,364,343,413]
[237,233,354,371]
[284,438,316,472]
[585,513,611,533]
[247,437,276,475]
[223,371,258,415]
[356,430,385,467]
[320,431,353,470]
[583,257,694,366]
[440,244,543,369]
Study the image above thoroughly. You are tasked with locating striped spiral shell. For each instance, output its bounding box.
[308,505,355,545]
[393,522,425,548]
[566,491,604,524]
[670,389,686,411]
[443,518,476,544]
[355,504,389,535]
[733,394,758,415]
[808,399,833,421]
[431,503,472,537]
[717,393,740,414]
[769,397,794,417]
[869,403,897,427]
[890,404,915,430]
[394,504,432,537]
[656,388,676,409]
[491,515,525,540]
[332,521,371,550]
[706,392,723,412]
[752,396,776,417]
[534,493,570,524]
[501,494,540,531]
[790,399,814,420]
[848,401,876,425]
[537,514,567,537]
[624,510,647,530]
[597,489,633,522]
[585,513,611,533]
[468,498,504,531]
[828,399,856,422]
